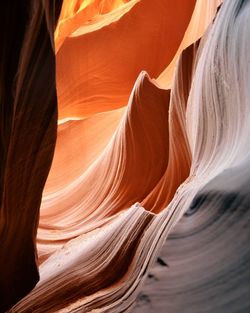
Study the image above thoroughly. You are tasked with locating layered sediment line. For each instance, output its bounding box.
[2,0,250,312]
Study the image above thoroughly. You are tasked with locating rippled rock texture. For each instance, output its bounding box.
[1,0,250,312]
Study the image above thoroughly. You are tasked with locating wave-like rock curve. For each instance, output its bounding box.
[1,0,250,312]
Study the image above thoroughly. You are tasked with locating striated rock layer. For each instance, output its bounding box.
[1,0,250,312]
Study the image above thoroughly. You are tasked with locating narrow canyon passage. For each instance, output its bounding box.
[1,1,249,312]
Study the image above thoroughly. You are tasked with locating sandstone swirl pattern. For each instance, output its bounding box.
[0,0,249,312]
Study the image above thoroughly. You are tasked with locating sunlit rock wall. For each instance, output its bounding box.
[1,0,250,312]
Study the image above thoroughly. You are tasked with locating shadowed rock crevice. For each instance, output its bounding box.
[0,1,62,311]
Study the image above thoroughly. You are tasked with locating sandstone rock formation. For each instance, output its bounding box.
[1,0,250,312]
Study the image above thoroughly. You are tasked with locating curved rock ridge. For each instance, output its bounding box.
[55,0,137,53]
[2,0,250,312]
[44,108,125,194]
[55,0,196,120]
[38,71,170,261]
[157,0,222,88]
